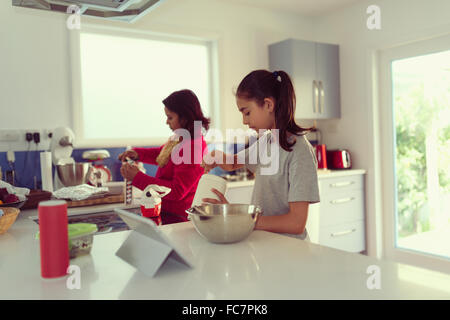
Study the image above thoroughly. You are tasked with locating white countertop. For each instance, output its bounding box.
[316,168,366,178]
[1,206,449,300]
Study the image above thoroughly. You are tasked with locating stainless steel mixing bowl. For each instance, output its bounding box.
[186,204,262,244]
[56,162,91,187]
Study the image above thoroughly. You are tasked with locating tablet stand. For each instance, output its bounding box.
[115,209,192,278]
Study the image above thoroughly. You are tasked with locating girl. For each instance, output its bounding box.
[120,89,209,224]
[202,70,320,240]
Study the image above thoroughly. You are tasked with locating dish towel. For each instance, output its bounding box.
[0,181,30,201]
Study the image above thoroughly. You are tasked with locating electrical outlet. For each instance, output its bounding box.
[25,132,33,142]
[0,130,20,142]
[33,132,40,144]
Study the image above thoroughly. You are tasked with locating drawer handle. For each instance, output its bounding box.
[330,181,355,188]
[330,197,355,204]
[331,229,356,237]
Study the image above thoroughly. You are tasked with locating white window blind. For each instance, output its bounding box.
[73,28,214,146]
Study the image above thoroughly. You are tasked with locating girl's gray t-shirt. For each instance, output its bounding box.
[238,131,320,240]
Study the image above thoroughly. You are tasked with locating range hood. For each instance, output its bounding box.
[12,0,165,23]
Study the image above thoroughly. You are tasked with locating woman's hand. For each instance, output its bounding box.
[202,150,242,172]
[202,188,229,204]
[118,150,138,162]
[120,163,140,181]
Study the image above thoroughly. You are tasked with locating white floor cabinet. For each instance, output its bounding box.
[225,170,366,253]
[308,171,366,253]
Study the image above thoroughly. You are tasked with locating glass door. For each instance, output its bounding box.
[384,45,450,264]
[380,35,450,273]
[391,50,450,259]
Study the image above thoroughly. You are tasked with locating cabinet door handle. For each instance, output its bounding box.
[329,181,354,188]
[330,197,355,204]
[313,80,318,113]
[331,229,356,237]
[318,80,324,114]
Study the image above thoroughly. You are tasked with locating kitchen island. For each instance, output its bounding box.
[0,207,449,300]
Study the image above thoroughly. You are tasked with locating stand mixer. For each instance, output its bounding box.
[50,127,90,190]
[48,127,113,190]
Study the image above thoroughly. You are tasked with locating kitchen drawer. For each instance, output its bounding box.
[319,188,364,227]
[319,220,365,253]
[319,174,364,195]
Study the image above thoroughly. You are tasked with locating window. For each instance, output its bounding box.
[392,51,450,259]
[70,26,217,147]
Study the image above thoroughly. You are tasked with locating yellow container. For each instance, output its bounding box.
[0,207,20,234]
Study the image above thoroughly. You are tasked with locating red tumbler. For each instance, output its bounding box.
[140,201,162,226]
[38,200,69,279]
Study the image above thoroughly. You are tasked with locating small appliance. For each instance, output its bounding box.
[49,127,108,190]
[315,144,328,169]
[327,149,352,169]
[82,149,112,187]
[49,127,78,190]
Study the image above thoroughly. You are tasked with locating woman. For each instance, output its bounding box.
[119,89,209,224]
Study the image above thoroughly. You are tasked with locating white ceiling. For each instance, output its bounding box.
[219,0,362,17]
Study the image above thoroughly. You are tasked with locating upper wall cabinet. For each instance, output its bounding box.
[269,39,341,119]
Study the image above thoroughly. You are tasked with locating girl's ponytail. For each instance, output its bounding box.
[236,70,310,151]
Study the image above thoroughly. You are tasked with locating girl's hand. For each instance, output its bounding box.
[118,150,138,162]
[202,188,229,204]
[201,150,221,173]
[120,163,140,181]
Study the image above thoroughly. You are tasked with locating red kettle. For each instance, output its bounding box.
[315,144,328,169]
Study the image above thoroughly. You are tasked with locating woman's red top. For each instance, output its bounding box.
[131,135,207,223]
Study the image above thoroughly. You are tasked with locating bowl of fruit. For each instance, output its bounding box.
[0,188,26,209]
[0,207,20,234]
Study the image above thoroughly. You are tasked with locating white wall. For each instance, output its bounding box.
[311,0,450,259]
[0,3,72,151]
[0,0,314,151]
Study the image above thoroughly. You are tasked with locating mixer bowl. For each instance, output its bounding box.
[56,162,91,187]
[186,204,262,244]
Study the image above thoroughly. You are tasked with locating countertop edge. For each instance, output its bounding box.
[226,169,366,188]
[317,169,366,178]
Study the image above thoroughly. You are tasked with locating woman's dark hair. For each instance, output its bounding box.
[236,69,311,151]
[162,89,210,136]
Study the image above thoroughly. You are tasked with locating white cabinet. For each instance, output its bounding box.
[268,38,341,119]
[310,172,366,253]
[319,220,365,253]
[223,172,366,253]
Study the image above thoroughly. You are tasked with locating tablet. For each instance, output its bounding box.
[114,208,193,270]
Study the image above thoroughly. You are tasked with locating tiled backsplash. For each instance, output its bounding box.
[0,143,241,190]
